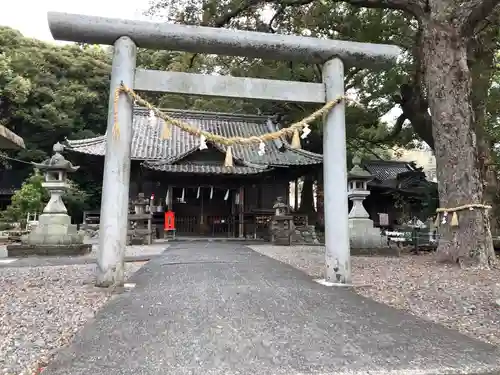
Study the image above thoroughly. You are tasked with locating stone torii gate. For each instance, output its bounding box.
[47,12,401,287]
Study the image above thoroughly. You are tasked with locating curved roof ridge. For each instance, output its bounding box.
[64,135,106,146]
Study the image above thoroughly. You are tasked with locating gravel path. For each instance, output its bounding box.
[249,244,500,346]
[0,263,144,375]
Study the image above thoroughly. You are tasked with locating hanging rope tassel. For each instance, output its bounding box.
[161,120,171,140]
[224,145,234,167]
[450,212,459,227]
[291,128,301,149]
[112,123,120,140]
[112,87,121,140]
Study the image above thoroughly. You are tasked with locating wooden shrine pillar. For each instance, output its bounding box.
[167,186,173,211]
[294,179,300,211]
[238,186,245,238]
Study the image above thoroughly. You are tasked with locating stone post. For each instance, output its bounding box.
[96,36,137,287]
[322,58,350,285]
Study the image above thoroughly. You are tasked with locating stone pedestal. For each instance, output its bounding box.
[8,213,90,257]
[22,214,83,245]
[270,215,294,246]
[348,217,385,249]
[269,197,294,245]
[293,225,320,245]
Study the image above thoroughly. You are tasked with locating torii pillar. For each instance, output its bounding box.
[47,12,401,287]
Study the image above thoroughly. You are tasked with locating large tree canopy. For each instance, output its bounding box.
[0,27,111,158]
[2,3,500,267]
[0,27,112,212]
[147,0,500,267]
[0,25,398,183]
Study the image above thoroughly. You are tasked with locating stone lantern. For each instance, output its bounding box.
[347,155,373,219]
[132,193,148,214]
[7,143,91,256]
[346,156,385,250]
[38,143,80,214]
[273,196,290,216]
[269,196,294,245]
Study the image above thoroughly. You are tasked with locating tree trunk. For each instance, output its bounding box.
[421,21,496,267]
[468,25,500,237]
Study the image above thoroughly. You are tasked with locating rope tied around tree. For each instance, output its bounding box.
[112,82,344,148]
[435,203,492,228]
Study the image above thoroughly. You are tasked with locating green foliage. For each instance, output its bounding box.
[486,51,500,155]
[146,0,499,154]
[1,171,88,223]
[0,26,111,159]
[144,0,420,156]
[0,27,111,208]
[0,222,13,231]
[63,179,90,221]
[1,171,48,221]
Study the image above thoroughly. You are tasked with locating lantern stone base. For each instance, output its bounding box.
[348,217,386,249]
[7,243,92,257]
[269,215,294,246]
[7,213,90,257]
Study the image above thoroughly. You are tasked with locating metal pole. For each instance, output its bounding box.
[96,36,137,287]
[322,58,351,285]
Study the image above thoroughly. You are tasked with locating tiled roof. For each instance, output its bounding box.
[144,163,267,175]
[64,108,323,169]
[363,160,414,181]
[363,160,434,194]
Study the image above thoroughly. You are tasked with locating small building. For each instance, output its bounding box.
[63,108,322,237]
[361,159,437,227]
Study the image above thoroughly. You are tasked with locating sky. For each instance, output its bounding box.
[0,0,152,42]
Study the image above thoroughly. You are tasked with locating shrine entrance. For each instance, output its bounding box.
[170,186,237,237]
[47,11,401,286]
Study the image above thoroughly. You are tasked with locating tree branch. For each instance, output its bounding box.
[460,0,500,37]
[210,0,315,27]
[209,0,260,27]
[267,5,285,32]
[378,113,407,142]
[206,0,426,29]
[348,138,386,159]
[339,0,426,18]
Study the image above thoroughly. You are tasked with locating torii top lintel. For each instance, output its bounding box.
[47,12,401,68]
